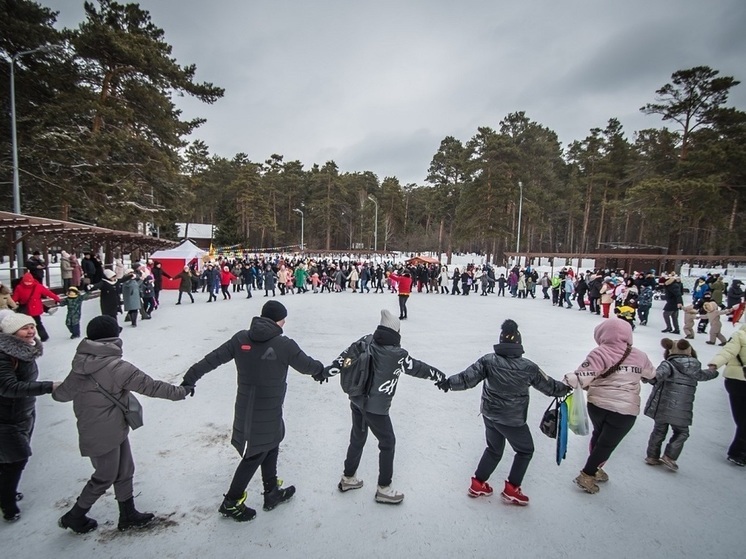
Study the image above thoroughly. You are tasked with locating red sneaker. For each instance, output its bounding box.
[468,477,494,498]
[501,481,529,506]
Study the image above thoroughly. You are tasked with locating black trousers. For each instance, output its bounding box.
[583,403,636,475]
[725,378,746,460]
[474,418,534,487]
[226,446,280,501]
[178,291,194,303]
[0,459,27,517]
[398,295,408,318]
[32,315,49,342]
[344,403,396,487]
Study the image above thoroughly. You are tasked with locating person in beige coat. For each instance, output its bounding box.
[53,316,189,534]
[708,324,746,466]
[703,301,731,345]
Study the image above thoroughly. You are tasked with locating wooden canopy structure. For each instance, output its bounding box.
[405,255,440,267]
[0,211,177,280]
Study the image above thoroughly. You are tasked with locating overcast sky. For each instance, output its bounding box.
[44,0,746,185]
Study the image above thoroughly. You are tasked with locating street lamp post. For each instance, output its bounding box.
[516,181,523,267]
[367,194,378,252]
[8,45,60,279]
[293,208,304,251]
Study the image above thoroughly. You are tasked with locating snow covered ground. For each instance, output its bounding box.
[3,283,743,558]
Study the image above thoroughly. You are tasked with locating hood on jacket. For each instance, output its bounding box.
[248,316,283,343]
[71,338,124,376]
[594,318,633,348]
[373,325,401,346]
[21,272,36,286]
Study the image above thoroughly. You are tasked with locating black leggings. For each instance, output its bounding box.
[0,459,27,517]
[475,418,534,487]
[226,446,280,501]
[344,403,396,487]
[398,295,408,318]
[725,378,746,460]
[583,403,636,476]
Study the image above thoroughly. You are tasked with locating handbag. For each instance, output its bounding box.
[90,378,144,430]
[540,397,560,439]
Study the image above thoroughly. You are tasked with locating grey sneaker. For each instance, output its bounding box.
[375,485,404,504]
[661,455,679,471]
[645,456,662,466]
[338,475,364,492]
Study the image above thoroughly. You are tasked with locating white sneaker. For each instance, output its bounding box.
[338,475,363,492]
[375,485,404,504]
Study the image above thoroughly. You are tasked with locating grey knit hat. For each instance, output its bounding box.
[379,309,400,332]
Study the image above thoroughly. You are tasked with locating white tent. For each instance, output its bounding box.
[150,240,207,289]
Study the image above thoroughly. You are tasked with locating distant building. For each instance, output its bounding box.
[175,223,214,250]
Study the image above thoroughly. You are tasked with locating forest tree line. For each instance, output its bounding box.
[2,1,745,262]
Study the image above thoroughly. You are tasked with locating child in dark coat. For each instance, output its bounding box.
[438,320,570,505]
[644,338,718,470]
[57,287,91,339]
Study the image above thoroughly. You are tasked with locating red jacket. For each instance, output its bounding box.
[220,269,237,287]
[390,273,412,296]
[12,273,60,317]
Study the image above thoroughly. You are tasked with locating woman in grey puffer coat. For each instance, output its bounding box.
[644,338,718,470]
[53,316,188,534]
[439,320,570,506]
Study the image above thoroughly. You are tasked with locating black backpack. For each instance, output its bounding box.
[339,335,374,397]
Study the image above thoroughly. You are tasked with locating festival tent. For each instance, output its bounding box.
[150,240,207,289]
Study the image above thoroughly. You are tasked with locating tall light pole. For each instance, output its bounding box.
[9,44,60,278]
[516,181,523,267]
[293,207,304,251]
[367,194,378,252]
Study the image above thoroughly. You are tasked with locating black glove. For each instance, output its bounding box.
[436,378,451,392]
[180,381,195,397]
[312,371,328,384]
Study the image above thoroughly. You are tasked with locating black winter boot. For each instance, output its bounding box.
[117,497,155,531]
[58,503,98,534]
[263,482,296,511]
[218,492,256,522]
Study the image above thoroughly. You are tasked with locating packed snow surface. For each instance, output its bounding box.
[3,282,743,558]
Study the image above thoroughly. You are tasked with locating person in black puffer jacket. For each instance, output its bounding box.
[662,276,684,334]
[438,319,570,506]
[0,312,57,523]
[643,338,718,470]
[321,309,444,505]
[182,301,323,522]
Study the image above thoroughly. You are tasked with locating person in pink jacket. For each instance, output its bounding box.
[564,318,656,494]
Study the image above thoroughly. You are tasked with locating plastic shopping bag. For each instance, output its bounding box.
[567,387,590,436]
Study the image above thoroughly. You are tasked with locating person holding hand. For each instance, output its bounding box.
[438,319,570,506]
[320,310,444,505]
[708,322,746,466]
[182,301,323,522]
[54,316,189,534]
[0,312,60,522]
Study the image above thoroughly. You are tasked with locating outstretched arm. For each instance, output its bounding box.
[446,357,488,391]
[183,337,236,386]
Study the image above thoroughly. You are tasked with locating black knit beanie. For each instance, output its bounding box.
[499,319,522,345]
[86,315,122,340]
[261,300,288,322]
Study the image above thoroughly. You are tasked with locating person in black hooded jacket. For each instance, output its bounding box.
[0,313,58,523]
[320,309,445,505]
[438,319,570,506]
[182,300,323,522]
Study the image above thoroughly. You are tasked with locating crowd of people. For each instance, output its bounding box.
[1,250,745,535]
